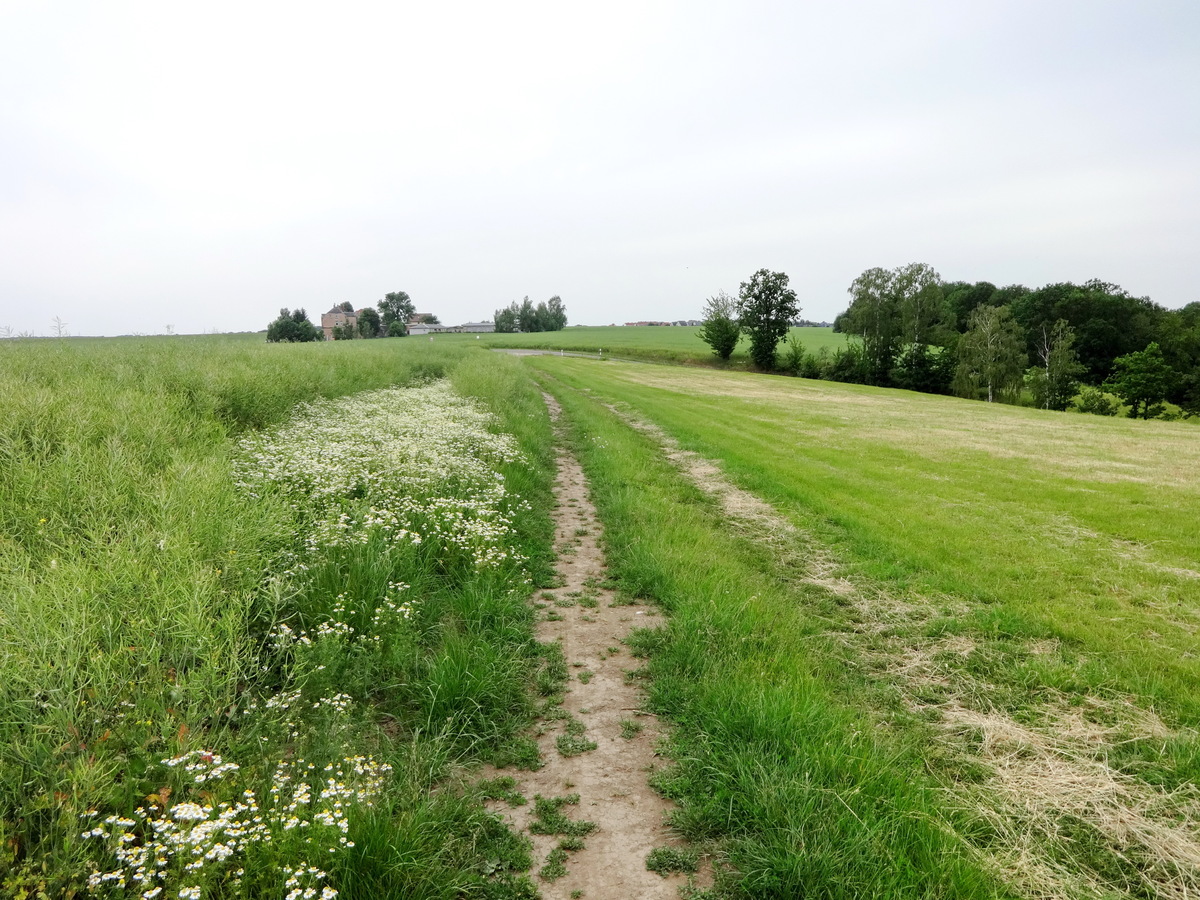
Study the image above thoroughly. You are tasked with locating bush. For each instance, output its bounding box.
[799,351,823,380]
[826,344,868,383]
[266,308,322,342]
[1075,386,1119,416]
[891,344,953,394]
[698,291,741,361]
[782,334,805,375]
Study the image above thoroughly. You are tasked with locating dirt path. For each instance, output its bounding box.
[487,392,693,899]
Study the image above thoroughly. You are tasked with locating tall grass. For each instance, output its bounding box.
[0,336,553,897]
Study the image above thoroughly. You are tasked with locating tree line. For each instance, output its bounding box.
[699,264,1199,419]
[493,295,567,333]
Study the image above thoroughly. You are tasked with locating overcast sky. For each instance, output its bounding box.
[1,1,1197,336]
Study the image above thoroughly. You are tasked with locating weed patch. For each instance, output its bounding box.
[528,794,598,838]
[646,846,700,876]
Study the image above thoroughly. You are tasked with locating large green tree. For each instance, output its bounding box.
[954,305,1026,403]
[842,263,943,385]
[698,290,741,360]
[942,281,997,332]
[495,295,567,333]
[1011,280,1164,383]
[265,308,321,343]
[1104,342,1176,418]
[842,267,899,383]
[494,301,519,333]
[737,269,799,370]
[516,297,537,333]
[895,262,943,346]
[538,295,568,331]
[357,307,382,338]
[378,291,414,334]
[1157,302,1200,416]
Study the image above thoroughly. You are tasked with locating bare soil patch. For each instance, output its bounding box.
[485,393,698,899]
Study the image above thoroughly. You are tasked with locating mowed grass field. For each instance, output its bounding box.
[435,324,847,366]
[526,354,1200,897]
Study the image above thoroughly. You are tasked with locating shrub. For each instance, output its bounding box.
[1075,385,1119,416]
[698,291,741,361]
[782,334,805,375]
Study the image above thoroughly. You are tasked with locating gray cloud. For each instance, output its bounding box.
[2,0,1197,336]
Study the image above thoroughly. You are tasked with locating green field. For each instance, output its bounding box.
[3,334,1196,898]
[526,355,1200,898]
[434,324,847,366]
[534,361,1200,714]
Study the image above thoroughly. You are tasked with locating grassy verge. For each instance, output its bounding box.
[534,370,1007,899]
[0,337,552,898]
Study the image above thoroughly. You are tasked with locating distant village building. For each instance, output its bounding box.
[409,321,495,336]
[321,305,358,340]
[319,307,496,339]
[621,320,700,327]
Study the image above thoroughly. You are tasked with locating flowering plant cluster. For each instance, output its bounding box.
[233,381,526,570]
[268,584,413,654]
[83,750,390,899]
[80,380,533,897]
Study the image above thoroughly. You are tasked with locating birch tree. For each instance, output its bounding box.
[843,266,899,384]
[954,305,1026,403]
[1027,319,1085,410]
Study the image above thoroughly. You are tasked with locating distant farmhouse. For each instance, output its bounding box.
[321,305,494,339]
[320,305,358,340]
[625,320,702,327]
